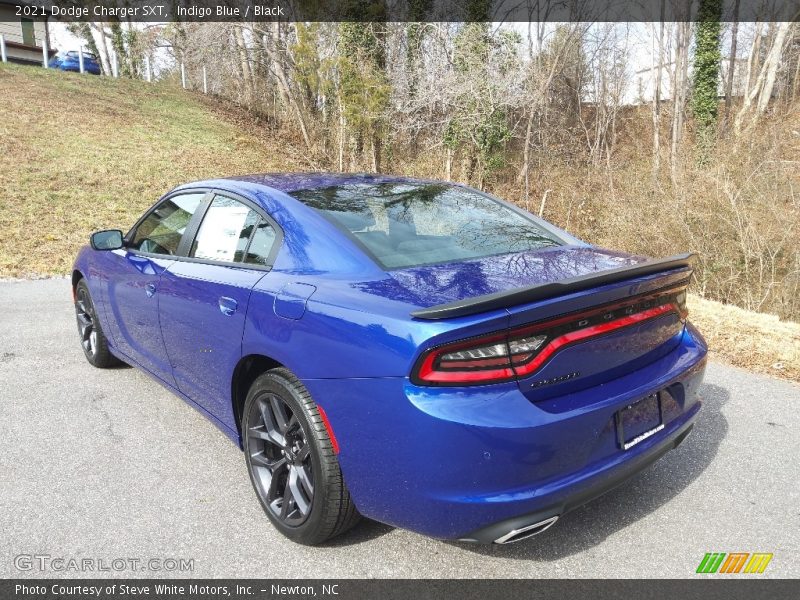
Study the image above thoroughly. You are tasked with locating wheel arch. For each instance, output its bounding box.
[231,353,284,444]
[71,269,84,300]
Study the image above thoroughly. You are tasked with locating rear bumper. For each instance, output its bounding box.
[459,420,696,543]
[302,323,707,541]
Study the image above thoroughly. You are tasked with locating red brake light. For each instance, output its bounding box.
[412,285,688,386]
[416,332,516,383]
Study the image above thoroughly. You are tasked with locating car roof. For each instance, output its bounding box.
[171,172,457,224]
[223,172,446,194]
[171,172,456,217]
[170,173,450,277]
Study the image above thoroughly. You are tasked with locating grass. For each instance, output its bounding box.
[0,63,304,277]
[2,63,798,383]
[688,294,800,382]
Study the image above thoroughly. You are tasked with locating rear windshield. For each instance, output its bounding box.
[289,183,563,269]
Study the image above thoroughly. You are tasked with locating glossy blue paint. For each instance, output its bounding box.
[274,283,317,320]
[157,260,267,422]
[49,51,102,75]
[301,324,706,538]
[72,173,707,541]
[104,250,176,386]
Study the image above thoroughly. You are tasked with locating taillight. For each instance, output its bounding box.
[416,332,517,383]
[412,285,688,386]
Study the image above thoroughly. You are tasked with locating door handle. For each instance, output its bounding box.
[145,283,156,297]
[219,297,238,316]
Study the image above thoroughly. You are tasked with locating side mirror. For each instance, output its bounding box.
[90,229,124,251]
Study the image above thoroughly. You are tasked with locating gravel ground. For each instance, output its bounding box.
[1,278,798,578]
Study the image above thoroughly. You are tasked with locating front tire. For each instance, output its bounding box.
[243,368,360,545]
[74,279,120,368]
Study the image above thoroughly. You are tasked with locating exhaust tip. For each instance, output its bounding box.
[493,515,559,544]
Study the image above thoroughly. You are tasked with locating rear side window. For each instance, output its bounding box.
[190,196,261,263]
[131,193,205,255]
[289,183,563,269]
[244,220,277,266]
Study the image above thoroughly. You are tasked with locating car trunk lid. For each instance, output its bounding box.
[407,247,693,395]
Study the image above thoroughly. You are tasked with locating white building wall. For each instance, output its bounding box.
[0,7,47,47]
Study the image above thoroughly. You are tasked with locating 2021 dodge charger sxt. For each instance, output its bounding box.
[72,173,707,545]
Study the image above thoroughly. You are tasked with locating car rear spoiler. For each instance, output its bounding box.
[410,252,696,320]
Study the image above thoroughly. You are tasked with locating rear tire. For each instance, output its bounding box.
[74,279,120,368]
[243,368,360,545]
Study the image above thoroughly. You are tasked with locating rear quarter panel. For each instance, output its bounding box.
[242,272,512,379]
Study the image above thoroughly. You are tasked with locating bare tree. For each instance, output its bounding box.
[723,0,741,126]
[735,20,797,133]
[253,23,313,151]
[670,21,691,185]
[650,10,665,186]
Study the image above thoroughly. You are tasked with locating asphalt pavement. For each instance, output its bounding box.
[1,278,798,578]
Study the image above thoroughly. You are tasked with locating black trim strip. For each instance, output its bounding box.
[410,253,696,320]
[176,192,214,257]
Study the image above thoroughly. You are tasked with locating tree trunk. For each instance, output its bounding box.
[517,26,576,184]
[670,22,691,186]
[371,135,381,173]
[651,14,664,187]
[735,21,792,133]
[90,23,111,75]
[233,26,254,104]
[756,22,792,115]
[338,97,345,172]
[734,23,763,133]
[445,147,453,181]
[257,25,313,152]
[518,110,534,185]
[723,0,740,125]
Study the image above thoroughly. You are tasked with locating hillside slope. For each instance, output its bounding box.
[0,63,305,277]
[1,64,797,383]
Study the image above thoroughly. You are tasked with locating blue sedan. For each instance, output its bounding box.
[72,174,707,545]
[49,50,102,75]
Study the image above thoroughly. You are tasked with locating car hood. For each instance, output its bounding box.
[351,245,648,309]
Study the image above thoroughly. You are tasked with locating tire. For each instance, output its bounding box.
[242,368,360,545]
[74,279,120,368]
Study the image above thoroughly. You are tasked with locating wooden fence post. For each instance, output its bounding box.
[202,65,207,94]
[181,62,186,89]
[0,35,7,63]
[78,47,84,74]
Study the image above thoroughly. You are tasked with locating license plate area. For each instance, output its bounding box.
[616,393,664,450]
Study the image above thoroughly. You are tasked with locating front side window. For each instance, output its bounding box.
[190,196,262,263]
[130,193,205,255]
[290,183,564,269]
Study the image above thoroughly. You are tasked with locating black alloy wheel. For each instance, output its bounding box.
[74,279,119,368]
[247,391,315,526]
[242,368,360,544]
